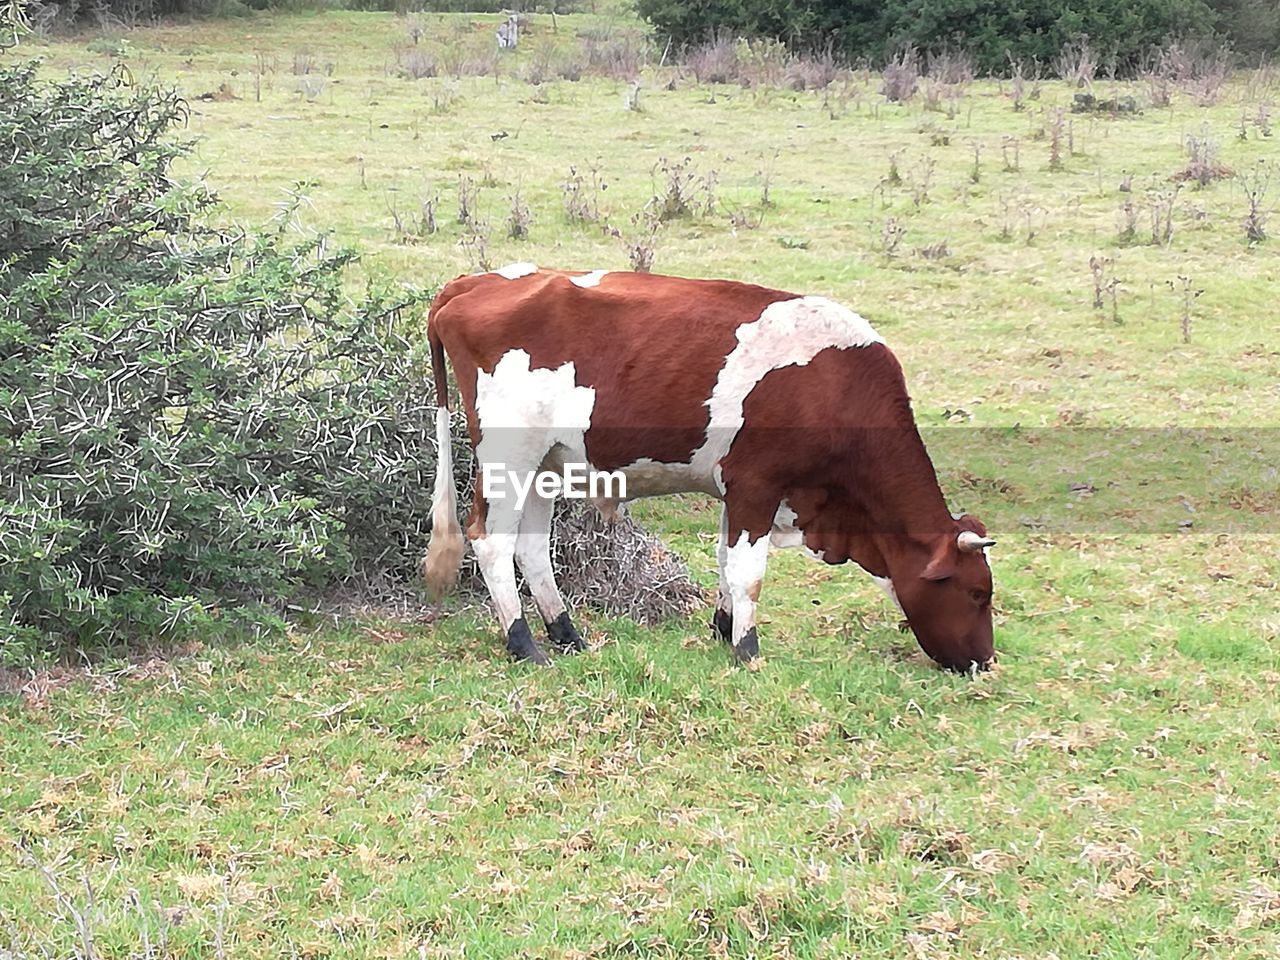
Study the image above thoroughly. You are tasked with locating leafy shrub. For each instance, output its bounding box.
[0,62,444,660]
[638,0,1260,74]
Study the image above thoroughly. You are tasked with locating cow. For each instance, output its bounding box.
[423,263,996,673]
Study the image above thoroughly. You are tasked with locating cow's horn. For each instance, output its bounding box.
[957,531,996,553]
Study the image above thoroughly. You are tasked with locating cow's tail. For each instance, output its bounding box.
[422,323,464,599]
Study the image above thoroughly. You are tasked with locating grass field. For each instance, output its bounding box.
[3,10,1280,958]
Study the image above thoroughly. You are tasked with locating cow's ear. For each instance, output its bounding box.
[921,540,957,581]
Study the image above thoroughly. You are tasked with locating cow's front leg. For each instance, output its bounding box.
[712,502,734,644]
[722,526,772,662]
[469,489,548,665]
[514,492,586,653]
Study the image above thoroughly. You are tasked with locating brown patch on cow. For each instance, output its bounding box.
[747,579,763,602]
[727,347,955,540]
[466,489,489,540]
[429,269,798,469]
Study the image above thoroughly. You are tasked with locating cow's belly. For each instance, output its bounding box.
[613,458,722,500]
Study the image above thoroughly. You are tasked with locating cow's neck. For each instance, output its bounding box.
[791,424,955,578]
[863,427,956,579]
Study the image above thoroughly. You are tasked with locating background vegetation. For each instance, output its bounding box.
[637,0,1280,71]
[28,0,1280,67]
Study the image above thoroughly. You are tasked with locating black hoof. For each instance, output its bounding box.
[506,618,550,665]
[711,607,733,644]
[546,611,587,653]
[732,627,759,663]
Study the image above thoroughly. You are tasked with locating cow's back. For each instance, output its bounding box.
[429,268,798,467]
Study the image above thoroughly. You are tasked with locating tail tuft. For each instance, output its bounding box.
[423,405,464,599]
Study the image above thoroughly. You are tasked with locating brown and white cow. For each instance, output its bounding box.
[424,263,996,672]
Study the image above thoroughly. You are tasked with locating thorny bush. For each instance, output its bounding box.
[0,62,447,659]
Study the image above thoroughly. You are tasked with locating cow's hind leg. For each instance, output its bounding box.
[711,502,734,644]
[514,491,586,653]
[469,482,548,665]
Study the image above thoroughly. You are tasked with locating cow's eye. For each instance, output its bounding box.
[970,590,990,605]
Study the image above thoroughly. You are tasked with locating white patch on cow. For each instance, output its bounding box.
[724,531,771,647]
[872,574,903,613]
[472,532,522,629]
[770,500,804,548]
[474,349,596,482]
[701,296,882,492]
[570,270,608,288]
[492,261,538,280]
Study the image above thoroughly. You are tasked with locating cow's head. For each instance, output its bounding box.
[891,515,995,673]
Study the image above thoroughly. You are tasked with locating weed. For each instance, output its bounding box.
[395,45,437,80]
[1001,136,1020,172]
[292,46,331,76]
[880,216,906,255]
[785,47,842,91]
[909,156,936,206]
[458,221,492,272]
[1022,202,1044,244]
[700,168,719,217]
[428,79,458,114]
[1254,102,1273,138]
[405,14,424,45]
[757,150,779,208]
[1088,254,1115,309]
[725,203,764,230]
[1047,109,1066,171]
[885,148,904,186]
[1238,161,1275,242]
[1244,61,1278,100]
[1008,56,1027,112]
[927,46,975,85]
[562,163,606,225]
[1176,131,1231,187]
[1169,274,1202,343]
[916,239,951,260]
[652,156,698,221]
[506,188,532,240]
[613,208,661,272]
[580,30,644,81]
[1055,38,1097,90]
[253,49,275,102]
[880,46,918,103]
[456,175,479,227]
[1139,48,1175,108]
[686,32,740,85]
[1118,198,1139,244]
[1148,184,1181,245]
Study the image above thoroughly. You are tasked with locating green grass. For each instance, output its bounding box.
[4,10,1280,958]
